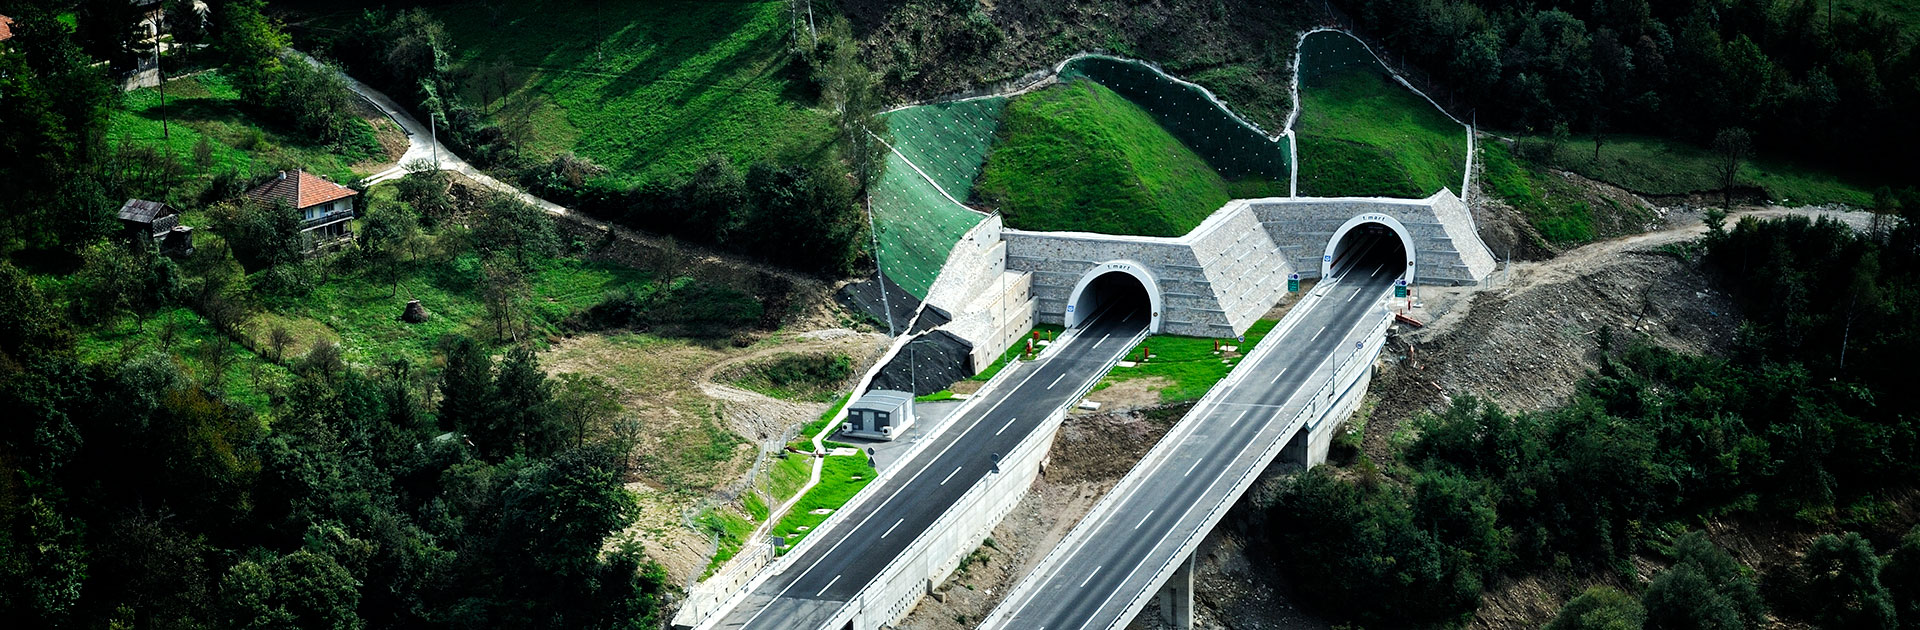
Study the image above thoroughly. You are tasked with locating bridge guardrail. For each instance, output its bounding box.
[1098,306,1391,629]
[981,279,1391,629]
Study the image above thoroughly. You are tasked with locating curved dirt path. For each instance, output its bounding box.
[1420,205,1866,339]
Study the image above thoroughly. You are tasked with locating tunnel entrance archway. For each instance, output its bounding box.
[1065,261,1162,333]
[1321,214,1415,283]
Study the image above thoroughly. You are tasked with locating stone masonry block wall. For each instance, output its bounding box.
[1429,191,1498,280]
[942,270,1036,372]
[923,214,1006,315]
[1251,191,1493,286]
[1188,202,1294,334]
[1004,203,1291,339]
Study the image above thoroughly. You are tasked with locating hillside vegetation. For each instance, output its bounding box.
[1295,32,1467,198]
[974,80,1233,237]
[425,0,833,188]
[109,71,388,192]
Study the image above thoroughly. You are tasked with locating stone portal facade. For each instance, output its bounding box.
[999,190,1494,339]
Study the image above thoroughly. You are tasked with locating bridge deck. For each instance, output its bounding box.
[985,247,1401,630]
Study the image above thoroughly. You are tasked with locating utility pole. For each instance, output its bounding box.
[156,45,167,141]
[864,155,895,337]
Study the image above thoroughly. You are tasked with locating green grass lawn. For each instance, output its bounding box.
[1532,134,1874,207]
[109,71,383,196]
[771,453,877,553]
[1097,319,1279,404]
[264,250,656,368]
[71,305,293,412]
[1295,33,1467,199]
[976,80,1249,237]
[427,0,835,188]
[1480,141,1603,244]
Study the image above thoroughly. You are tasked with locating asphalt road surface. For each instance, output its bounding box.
[711,300,1152,630]
[985,236,1404,630]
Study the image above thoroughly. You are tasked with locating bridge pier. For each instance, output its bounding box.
[1156,552,1194,630]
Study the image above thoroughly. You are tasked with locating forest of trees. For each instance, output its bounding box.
[0,288,666,626]
[0,4,668,626]
[1266,213,1920,627]
[1335,0,1919,182]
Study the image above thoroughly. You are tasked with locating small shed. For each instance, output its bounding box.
[843,389,915,441]
[116,199,193,256]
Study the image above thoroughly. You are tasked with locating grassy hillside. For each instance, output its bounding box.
[1535,134,1874,207]
[1295,35,1468,199]
[974,80,1234,237]
[425,0,835,187]
[109,72,388,192]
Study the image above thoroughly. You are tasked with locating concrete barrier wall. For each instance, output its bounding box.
[850,407,1064,629]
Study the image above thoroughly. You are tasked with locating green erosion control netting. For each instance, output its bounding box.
[870,152,988,301]
[1060,56,1291,184]
[1295,30,1469,198]
[1297,30,1383,85]
[867,99,1003,300]
[883,98,1007,202]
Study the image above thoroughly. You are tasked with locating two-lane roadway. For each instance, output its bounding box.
[985,237,1403,630]
[710,300,1152,629]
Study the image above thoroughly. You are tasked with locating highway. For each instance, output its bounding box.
[709,298,1153,629]
[984,235,1404,630]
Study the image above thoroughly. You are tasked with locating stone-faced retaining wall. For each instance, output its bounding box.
[1002,192,1493,340]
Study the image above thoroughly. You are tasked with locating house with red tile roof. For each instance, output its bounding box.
[247,170,360,252]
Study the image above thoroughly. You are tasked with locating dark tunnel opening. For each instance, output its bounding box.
[1329,222,1411,282]
[1071,271,1152,328]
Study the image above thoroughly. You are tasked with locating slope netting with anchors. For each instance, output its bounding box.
[867,98,1004,301]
